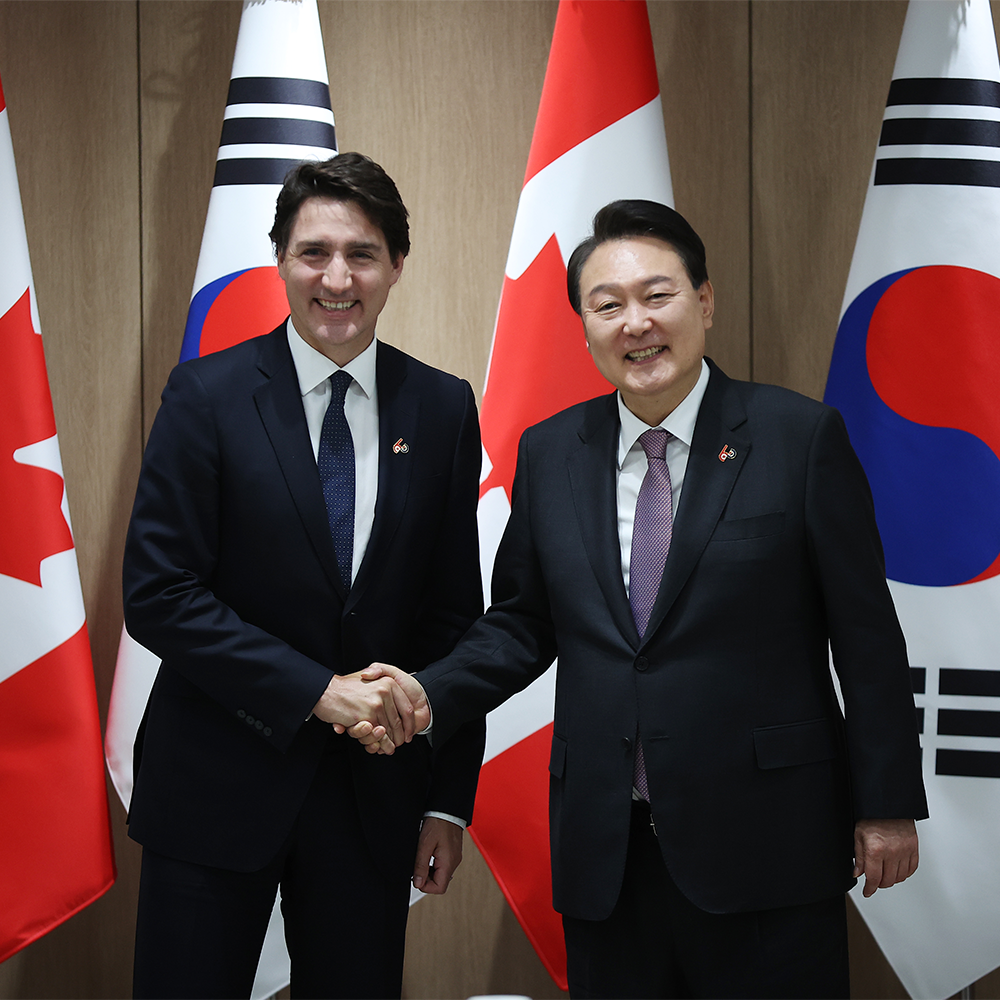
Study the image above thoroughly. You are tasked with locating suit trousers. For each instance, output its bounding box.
[562,801,850,999]
[133,735,413,1000]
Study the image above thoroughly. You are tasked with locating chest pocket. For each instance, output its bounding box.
[712,511,785,541]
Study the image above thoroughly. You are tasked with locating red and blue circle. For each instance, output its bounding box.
[180,266,289,362]
[824,265,1000,587]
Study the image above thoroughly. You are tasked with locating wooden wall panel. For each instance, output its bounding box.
[0,2,141,998]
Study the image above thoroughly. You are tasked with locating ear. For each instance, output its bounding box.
[699,279,715,330]
[276,250,288,281]
[389,254,405,286]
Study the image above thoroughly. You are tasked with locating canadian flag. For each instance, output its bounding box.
[103,2,335,996]
[470,0,672,987]
[0,67,115,962]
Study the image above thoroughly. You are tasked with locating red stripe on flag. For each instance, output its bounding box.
[524,0,660,184]
[480,235,612,502]
[469,723,568,991]
[0,626,116,963]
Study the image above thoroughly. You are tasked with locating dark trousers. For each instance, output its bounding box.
[133,740,412,1000]
[563,801,850,1000]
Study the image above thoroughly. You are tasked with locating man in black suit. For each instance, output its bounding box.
[362,201,927,998]
[123,154,484,999]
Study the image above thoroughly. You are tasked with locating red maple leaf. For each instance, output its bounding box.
[0,289,73,585]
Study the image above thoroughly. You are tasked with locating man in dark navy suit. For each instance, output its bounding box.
[362,200,927,999]
[124,154,484,999]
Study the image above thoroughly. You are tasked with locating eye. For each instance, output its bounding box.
[595,300,620,314]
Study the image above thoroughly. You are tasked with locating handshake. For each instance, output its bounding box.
[311,662,429,754]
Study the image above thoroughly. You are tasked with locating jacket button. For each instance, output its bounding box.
[635,656,649,672]
[237,709,246,719]
[263,727,272,737]
[245,715,255,725]
[255,720,264,730]
[622,737,631,752]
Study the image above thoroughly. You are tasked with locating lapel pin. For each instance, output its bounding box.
[718,444,737,462]
[393,438,410,454]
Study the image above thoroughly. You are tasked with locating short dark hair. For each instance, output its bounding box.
[269,153,410,262]
[566,200,708,315]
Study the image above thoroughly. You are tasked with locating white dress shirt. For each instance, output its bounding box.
[616,358,711,598]
[286,320,378,585]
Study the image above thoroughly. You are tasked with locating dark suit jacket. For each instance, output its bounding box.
[124,325,485,878]
[420,359,927,920]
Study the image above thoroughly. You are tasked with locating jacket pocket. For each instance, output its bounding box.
[549,734,567,778]
[753,717,838,769]
[713,511,785,541]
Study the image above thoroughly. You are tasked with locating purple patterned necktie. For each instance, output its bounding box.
[318,369,355,591]
[629,428,673,801]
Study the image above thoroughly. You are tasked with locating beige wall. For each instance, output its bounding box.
[0,2,994,997]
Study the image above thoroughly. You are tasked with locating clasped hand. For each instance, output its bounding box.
[311,662,428,754]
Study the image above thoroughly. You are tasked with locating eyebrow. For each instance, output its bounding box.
[292,238,383,253]
[586,275,676,298]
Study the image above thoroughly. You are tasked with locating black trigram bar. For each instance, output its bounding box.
[936,748,1000,778]
[910,666,926,694]
[875,157,1000,187]
[226,77,332,110]
[219,117,337,149]
[938,708,1000,737]
[213,157,304,187]
[939,668,1000,697]
[880,118,1000,147]
[915,706,924,734]
[887,78,1000,108]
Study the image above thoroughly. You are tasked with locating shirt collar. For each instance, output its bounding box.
[617,358,710,468]
[285,318,377,401]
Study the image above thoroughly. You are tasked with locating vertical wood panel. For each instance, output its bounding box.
[0,2,141,998]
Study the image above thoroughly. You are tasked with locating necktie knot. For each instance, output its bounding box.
[639,427,669,462]
[330,369,352,406]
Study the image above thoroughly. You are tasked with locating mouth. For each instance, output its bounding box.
[626,345,665,362]
[317,298,358,312]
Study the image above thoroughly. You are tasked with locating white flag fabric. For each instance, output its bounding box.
[104,2,335,995]
[824,1,1000,995]
[469,0,672,986]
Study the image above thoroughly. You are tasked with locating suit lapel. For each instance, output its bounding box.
[567,394,640,646]
[641,360,750,644]
[347,342,416,610]
[252,327,348,599]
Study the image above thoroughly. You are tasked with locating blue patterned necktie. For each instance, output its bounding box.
[629,428,674,801]
[318,370,355,591]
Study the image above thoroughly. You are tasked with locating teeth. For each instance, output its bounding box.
[318,299,355,311]
[627,345,664,360]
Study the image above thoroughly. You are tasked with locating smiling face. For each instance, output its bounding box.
[580,236,714,426]
[277,196,404,366]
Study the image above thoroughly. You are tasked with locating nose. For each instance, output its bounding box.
[622,300,653,337]
[322,254,352,292]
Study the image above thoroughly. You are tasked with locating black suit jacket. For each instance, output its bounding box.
[421,359,927,920]
[124,325,485,877]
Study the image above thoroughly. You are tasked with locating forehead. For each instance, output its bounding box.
[288,196,385,246]
[581,237,687,293]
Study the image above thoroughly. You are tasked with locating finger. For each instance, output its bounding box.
[412,846,431,892]
[378,682,405,747]
[862,857,883,897]
[332,723,346,734]
[387,680,417,742]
